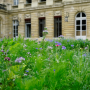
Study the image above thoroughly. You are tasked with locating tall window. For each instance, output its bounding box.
[13,20,18,37]
[25,19,31,38]
[54,16,62,37]
[75,12,86,37]
[14,0,19,5]
[0,20,1,37]
[39,18,45,37]
[41,0,46,2]
[26,0,32,3]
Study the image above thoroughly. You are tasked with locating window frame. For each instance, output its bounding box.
[54,16,62,37]
[39,17,45,37]
[26,0,32,4]
[75,12,87,38]
[13,0,19,6]
[13,20,18,37]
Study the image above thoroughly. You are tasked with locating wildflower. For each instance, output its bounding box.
[43,30,48,33]
[24,74,28,76]
[71,45,74,47]
[26,70,29,72]
[55,42,59,44]
[1,50,4,52]
[4,57,10,61]
[19,57,25,60]
[58,35,64,38]
[55,45,59,47]
[36,48,38,49]
[62,46,66,49]
[15,57,25,63]
[53,69,55,71]
[39,48,42,49]
[58,43,62,46]
[67,40,69,42]
[49,40,53,42]
[27,52,30,54]
[48,46,53,49]
[3,70,7,72]
[23,44,27,48]
[85,47,88,49]
[82,54,86,57]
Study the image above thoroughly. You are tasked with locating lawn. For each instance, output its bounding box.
[0,35,90,90]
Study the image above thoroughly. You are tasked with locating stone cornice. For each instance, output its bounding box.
[63,0,90,5]
[8,0,90,13]
[0,9,8,14]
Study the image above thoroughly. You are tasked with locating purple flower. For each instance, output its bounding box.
[4,57,10,61]
[58,35,64,38]
[53,69,55,71]
[55,42,59,44]
[71,45,74,47]
[82,54,86,57]
[26,70,29,72]
[67,40,69,42]
[39,48,42,49]
[49,40,53,42]
[15,57,25,63]
[36,48,38,49]
[58,43,62,46]
[43,30,48,33]
[62,46,66,50]
[1,50,4,52]
[3,70,7,72]
[27,52,30,54]
[85,47,88,49]
[19,57,25,60]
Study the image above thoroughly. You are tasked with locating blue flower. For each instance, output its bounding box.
[39,48,42,49]
[58,43,62,46]
[71,45,74,47]
[67,40,69,42]
[55,42,59,44]
[82,54,86,57]
[85,47,88,49]
[26,70,29,72]
[62,46,66,50]
[36,48,38,49]
[53,69,55,71]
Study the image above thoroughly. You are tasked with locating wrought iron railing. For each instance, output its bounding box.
[0,4,6,10]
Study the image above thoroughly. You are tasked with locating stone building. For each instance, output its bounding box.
[0,0,89,40]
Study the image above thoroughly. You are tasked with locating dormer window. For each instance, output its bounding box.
[14,0,19,5]
[26,0,32,4]
[41,0,46,2]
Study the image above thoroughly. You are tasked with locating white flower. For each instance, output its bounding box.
[47,46,53,50]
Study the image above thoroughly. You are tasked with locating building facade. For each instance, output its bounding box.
[0,0,90,40]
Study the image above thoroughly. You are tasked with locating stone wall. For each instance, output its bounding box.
[31,13,39,38]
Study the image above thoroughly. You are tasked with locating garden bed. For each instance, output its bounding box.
[0,36,90,90]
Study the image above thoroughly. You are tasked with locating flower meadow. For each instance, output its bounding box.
[0,36,90,90]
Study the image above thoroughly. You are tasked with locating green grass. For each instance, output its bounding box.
[0,37,90,90]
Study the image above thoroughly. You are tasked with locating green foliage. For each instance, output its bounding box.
[0,37,90,90]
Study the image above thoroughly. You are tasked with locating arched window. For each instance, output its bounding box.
[75,12,86,39]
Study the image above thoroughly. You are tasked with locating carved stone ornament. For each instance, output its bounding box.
[12,16,18,20]
[25,14,31,19]
[39,12,45,17]
[54,11,61,16]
